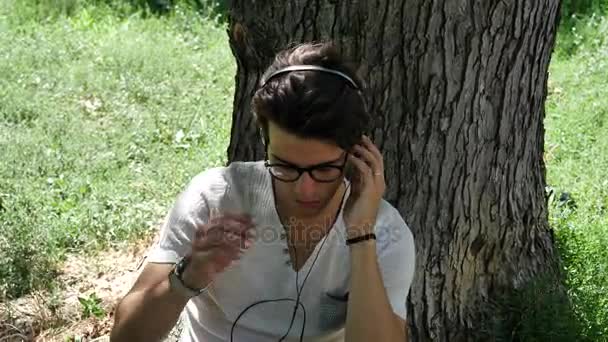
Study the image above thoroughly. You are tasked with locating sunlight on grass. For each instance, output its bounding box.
[546,16,608,339]
[0,3,235,298]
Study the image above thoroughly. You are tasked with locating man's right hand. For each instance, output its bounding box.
[181,213,256,289]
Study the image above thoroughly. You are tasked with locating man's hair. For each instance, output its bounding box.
[251,42,371,151]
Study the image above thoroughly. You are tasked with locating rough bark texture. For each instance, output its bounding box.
[226,1,561,341]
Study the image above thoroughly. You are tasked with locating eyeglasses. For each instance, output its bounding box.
[265,154,347,183]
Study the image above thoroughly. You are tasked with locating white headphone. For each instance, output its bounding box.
[261,64,360,89]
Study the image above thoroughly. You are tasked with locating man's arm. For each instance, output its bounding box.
[345,239,408,342]
[111,212,255,342]
[110,263,189,342]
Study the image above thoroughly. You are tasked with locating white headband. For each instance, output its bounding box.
[261,65,359,89]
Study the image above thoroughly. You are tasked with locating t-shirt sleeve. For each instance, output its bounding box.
[145,175,212,264]
[375,202,416,321]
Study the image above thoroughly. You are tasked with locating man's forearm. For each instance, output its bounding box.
[345,240,406,342]
[111,277,189,342]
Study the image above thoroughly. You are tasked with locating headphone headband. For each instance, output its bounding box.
[261,65,359,89]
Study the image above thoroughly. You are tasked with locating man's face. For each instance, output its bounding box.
[266,122,347,219]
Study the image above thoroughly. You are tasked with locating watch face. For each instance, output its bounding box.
[169,270,194,298]
[170,256,209,298]
[172,259,185,281]
[176,257,188,277]
[169,264,198,299]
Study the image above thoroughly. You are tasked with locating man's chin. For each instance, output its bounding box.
[296,200,322,209]
[292,202,325,217]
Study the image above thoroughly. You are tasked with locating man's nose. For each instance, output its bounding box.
[295,171,317,197]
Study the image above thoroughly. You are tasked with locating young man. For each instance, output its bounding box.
[110,42,415,342]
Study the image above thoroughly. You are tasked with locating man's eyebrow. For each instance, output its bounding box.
[270,153,344,166]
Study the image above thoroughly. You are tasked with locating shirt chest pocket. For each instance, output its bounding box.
[318,291,349,331]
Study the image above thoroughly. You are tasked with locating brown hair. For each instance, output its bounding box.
[251,42,371,151]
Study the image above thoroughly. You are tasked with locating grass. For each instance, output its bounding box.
[0,1,606,341]
[0,0,235,299]
[545,15,608,339]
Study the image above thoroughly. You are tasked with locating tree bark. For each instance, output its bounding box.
[226,1,561,340]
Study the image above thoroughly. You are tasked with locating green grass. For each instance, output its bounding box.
[556,8,608,58]
[546,15,608,340]
[0,1,235,298]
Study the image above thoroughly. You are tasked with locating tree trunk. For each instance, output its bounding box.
[226,1,561,340]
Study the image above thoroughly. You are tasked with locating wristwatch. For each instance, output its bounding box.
[168,256,209,299]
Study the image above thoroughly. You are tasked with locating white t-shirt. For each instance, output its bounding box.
[146,161,416,342]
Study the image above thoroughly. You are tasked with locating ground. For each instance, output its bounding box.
[0,231,184,342]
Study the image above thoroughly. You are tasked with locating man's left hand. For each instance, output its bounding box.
[343,135,386,238]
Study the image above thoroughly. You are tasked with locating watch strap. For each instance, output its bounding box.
[168,256,209,299]
[346,233,377,245]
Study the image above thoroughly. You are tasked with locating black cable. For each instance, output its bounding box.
[280,178,351,341]
[230,180,349,341]
[229,224,332,342]
[298,230,330,341]
[278,216,305,341]
[229,298,306,342]
[280,221,332,341]
[278,237,300,341]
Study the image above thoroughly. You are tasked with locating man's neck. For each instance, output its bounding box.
[274,181,346,251]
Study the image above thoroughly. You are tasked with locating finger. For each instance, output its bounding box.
[213,237,251,260]
[196,235,254,258]
[195,221,253,246]
[362,135,384,169]
[209,212,253,226]
[194,245,242,269]
[348,153,373,181]
[193,232,226,249]
[223,217,255,236]
[206,217,254,237]
[215,248,243,266]
[353,144,379,175]
[222,231,255,250]
[347,154,369,197]
[194,231,253,251]
[194,221,225,243]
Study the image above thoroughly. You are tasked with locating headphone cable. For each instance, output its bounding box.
[230,181,349,341]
